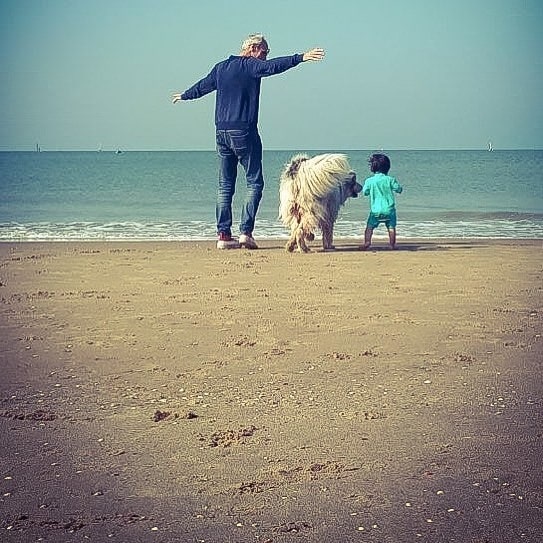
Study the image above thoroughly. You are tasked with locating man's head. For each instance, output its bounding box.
[241,33,269,60]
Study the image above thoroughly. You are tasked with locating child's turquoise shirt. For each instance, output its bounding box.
[362,173,403,215]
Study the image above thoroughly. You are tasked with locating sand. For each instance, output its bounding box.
[0,239,542,542]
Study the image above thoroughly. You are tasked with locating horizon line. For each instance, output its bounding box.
[1,147,542,152]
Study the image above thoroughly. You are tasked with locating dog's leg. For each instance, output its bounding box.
[285,230,297,252]
[322,224,335,251]
[296,221,311,252]
[286,222,303,252]
[297,230,310,252]
[285,241,296,252]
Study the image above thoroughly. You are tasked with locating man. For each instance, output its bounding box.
[172,34,325,249]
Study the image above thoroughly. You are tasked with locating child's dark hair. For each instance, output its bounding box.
[369,153,391,174]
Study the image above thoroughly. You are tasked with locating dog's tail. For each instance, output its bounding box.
[284,154,309,179]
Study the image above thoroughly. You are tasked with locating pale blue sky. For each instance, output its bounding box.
[1,0,542,151]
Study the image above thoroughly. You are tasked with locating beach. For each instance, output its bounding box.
[1,239,542,542]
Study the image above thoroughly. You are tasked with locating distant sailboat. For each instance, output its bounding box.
[488,141,493,152]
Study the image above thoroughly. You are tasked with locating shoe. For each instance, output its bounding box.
[239,233,258,249]
[217,232,240,250]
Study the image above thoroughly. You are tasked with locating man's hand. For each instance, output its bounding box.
[302,48,325,62]
[172,93,182,104]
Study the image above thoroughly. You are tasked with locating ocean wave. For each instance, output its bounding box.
[1,217,542,241]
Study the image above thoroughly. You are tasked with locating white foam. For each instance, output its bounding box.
[1,217,542,241]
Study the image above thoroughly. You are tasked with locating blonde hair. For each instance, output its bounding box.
[241,33,266,54]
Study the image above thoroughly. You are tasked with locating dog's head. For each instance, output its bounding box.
[344,171,362,198]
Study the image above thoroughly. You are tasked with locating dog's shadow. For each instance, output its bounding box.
[254,241,487,252]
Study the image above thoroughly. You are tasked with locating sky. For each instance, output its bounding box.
[1,0,542,151]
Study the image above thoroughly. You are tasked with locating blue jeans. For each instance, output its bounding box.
[215,128,264,236]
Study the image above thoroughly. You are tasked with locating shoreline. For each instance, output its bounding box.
[1,240,541,542]
[1,237,541,246]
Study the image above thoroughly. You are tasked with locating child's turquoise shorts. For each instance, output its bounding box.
[367,209,397,229]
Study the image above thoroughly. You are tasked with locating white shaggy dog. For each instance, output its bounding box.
[279,153,361,252]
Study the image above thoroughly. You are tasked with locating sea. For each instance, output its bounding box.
[1,150,542,241]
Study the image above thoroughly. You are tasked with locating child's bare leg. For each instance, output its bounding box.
[387,227,397,249]
[361,227,373,250]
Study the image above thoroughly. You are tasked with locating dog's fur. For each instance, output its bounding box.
[279,153,361,252]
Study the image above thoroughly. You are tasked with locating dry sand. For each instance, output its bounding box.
[0,239,542,542]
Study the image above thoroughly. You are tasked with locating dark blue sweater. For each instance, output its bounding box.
[181,54,304,130]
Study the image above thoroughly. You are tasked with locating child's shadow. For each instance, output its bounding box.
[332,241,486,252]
